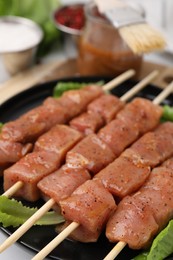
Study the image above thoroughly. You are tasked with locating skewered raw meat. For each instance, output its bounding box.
[57,122,173,244]
[70,111,104,135]
[34,124,82,154]
[38,165,91,210]
[1,85,104,143]
[0,136,32,168]
[106,157,173,249]
[3,125,82,201]
[38,98,164,211]
[3,96,164,203]
[97,117,139,157]
[106,195,159,249]
[66,134,115,175]
[57,85,104,121]
[87,94,124,123]
[2,93,125,200]
[59,180,116,242]
[70,94,124,135]
[94,156,151,199]
[0,85,104,167]
[1,102,67,143]
[117,97,163,134]
[94,122,173,198]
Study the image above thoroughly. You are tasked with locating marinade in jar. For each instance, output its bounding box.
[77,3,142,76]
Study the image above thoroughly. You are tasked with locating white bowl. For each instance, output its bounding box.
[0,16,43,75]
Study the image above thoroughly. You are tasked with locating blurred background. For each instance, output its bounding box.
[53,0,173,65]
[0,0,173,83]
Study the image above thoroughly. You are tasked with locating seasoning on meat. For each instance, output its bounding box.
[59,180,116,242]
[122,122,173,167]
[66,134,115,175]
[106,195,159,249]
[58,85,104,121]
[94,122,173,198]
[106,157,173,249]
[94,156,151,198]
[1,85,103,143]
[87,94,124,123]
[38,165,91,211]
[97,117,139,156]
[34,124,83,154]
[70,111,104,135]
[0,136,32,168]
[117,97,163,134]
[1,103,67,143]
[4,125,82,201]
[69,94,124,135]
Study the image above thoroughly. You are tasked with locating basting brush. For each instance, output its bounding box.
[94,0,166,54]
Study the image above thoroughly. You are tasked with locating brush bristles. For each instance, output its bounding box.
[119,23,166,54]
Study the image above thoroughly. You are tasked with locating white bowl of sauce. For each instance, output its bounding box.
[0,16,43,75]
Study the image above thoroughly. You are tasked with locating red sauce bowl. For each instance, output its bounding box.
[53,3,85,36]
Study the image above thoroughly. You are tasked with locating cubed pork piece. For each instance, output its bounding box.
[0,136,32,168]
[135,166,173,230]
[70,111,104,135]
[106,157,173,250]
[154,121,173,136]
[66,134,115,175]
[59,180,116,242]
[162,157,173,169]
[117,97,163,134]
[38,164,91,210]
[106,196,159,249]
[95,122,173,199]
[34,124,83,154]
[122,124,173,167]
[94,156,151,198]
[87,94,124,123]
[4,125,83,201]
[58,85,104,121]
[4,151,60,201]
[1,102,67,143]
[98,117,139,156]
[69,94,124,135]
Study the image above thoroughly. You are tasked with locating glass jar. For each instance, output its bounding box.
[77,2,143,76]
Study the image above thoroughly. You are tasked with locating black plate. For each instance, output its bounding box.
[0,76,173,260]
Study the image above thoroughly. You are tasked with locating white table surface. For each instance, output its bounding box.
[1,1,173,259]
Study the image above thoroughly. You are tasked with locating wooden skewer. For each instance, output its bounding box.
[100,69,135,91]
[0,71,159,255]
[30,80,173,260]
[2,181,23,197]
[120,70,158,102]
[103,241,127,260]
[32,222,79,260]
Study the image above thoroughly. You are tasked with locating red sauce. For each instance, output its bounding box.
[54,5,85,30]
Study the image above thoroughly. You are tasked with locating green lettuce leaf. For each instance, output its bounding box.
[132,252,148,260]
[0,196,64,227]
[53,81,105,98]
[133,220,173,260]
[162,105,173,122]
[0,123,3,132]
